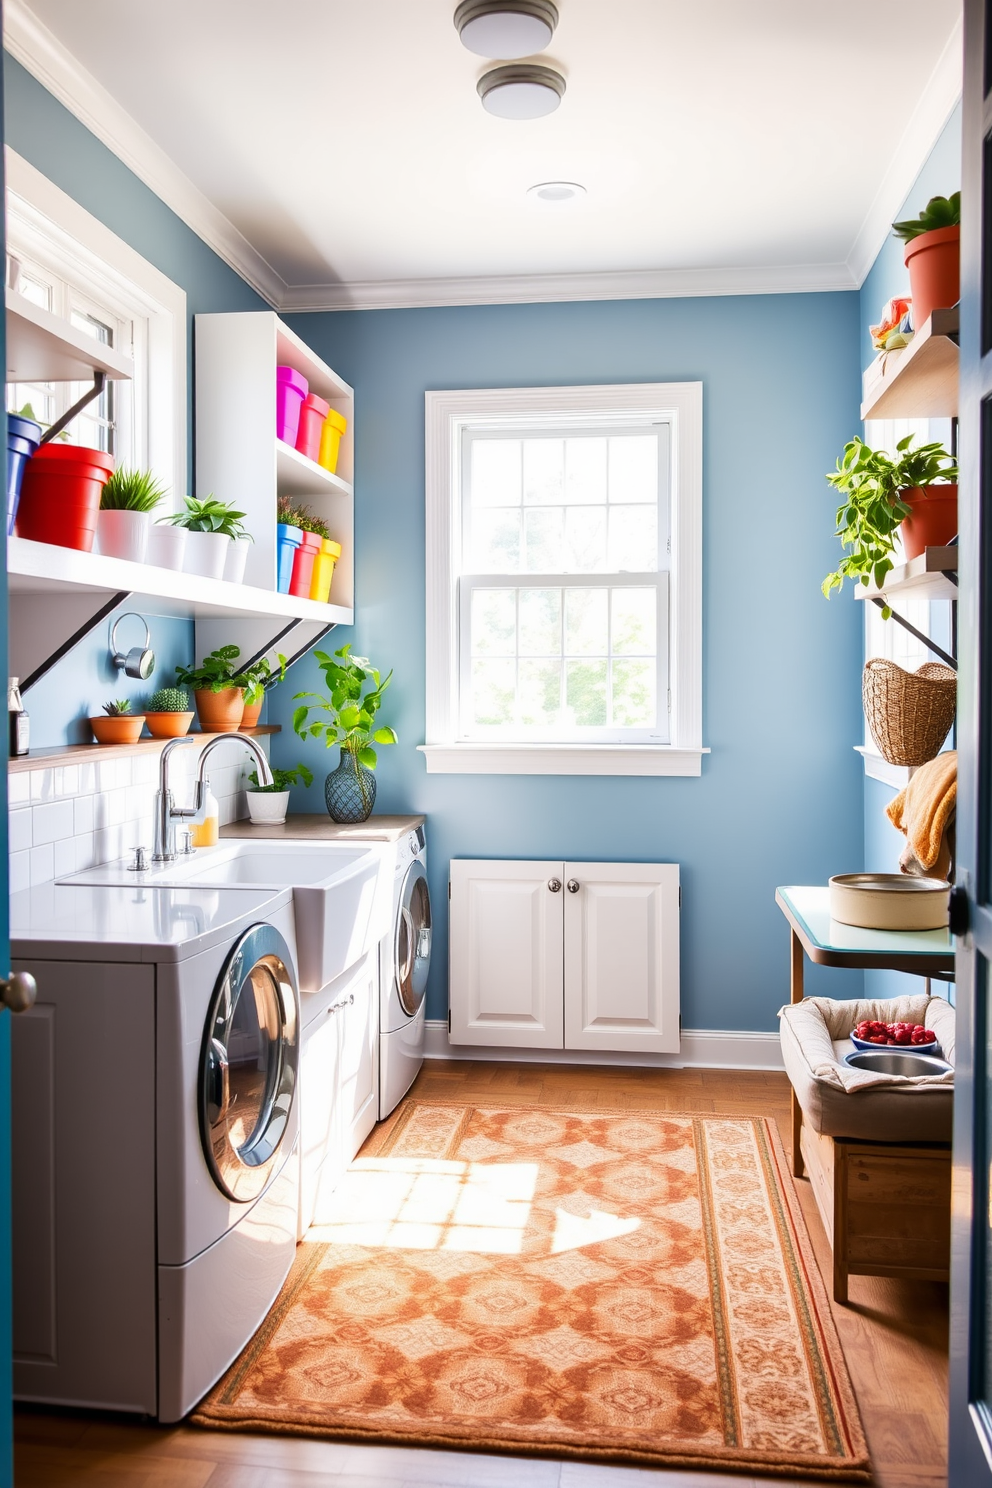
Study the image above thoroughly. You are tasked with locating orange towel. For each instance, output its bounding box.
[886,750,956,878]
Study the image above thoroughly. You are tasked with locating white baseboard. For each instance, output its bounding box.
[424,1021,783,1071]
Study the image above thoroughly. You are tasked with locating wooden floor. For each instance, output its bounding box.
[15,1061,950,1488]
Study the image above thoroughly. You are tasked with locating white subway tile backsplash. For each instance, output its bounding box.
[73,795,95,836]
[30,769,55,803]
[29,843,54,886]
[9,809,32,854]
[57,765,79,798]
[32,799,74,847]
[74,832,96,871]
[53,837,76,878]
[9,850,29,895]
[8,773,29,807]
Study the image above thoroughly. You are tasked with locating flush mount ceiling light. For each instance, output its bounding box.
[527,180,586,202]
[478,64,565,119]
[454,0,559,58]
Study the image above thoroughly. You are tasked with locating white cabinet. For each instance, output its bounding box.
[449,860,680,1054]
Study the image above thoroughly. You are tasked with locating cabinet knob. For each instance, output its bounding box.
[567,879,580,893]
[1,970,37,1014]
[548,878,561,893]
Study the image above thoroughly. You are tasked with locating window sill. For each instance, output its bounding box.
[855,745,911,788]
[418,743,710,776]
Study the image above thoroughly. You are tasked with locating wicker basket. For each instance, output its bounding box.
[862,658,957,766]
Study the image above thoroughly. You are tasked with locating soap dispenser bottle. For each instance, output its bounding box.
[8,677,29,757]
[190,778,219,848]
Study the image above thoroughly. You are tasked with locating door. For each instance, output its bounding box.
[950,5,992,1479]
[449,860,564,1047]
[563,862,680,1053]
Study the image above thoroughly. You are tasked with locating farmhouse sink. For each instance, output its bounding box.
[57,840,390,991]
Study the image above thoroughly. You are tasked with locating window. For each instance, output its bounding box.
[423,383,704,776]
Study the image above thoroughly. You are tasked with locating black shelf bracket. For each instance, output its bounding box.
[264,623,337,687]
[20,589,132,693]
[38,371,106,446]
[241,621,305,676]
[871,596,957,670]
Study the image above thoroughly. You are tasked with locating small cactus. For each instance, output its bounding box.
[102,699,132,716]
[148,686,191,713]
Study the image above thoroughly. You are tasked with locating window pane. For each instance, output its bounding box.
[471,439,521,507]
[471,659,516,725]
[472,589,516,655]
[613,659,656,727]
[611,589,655,655]
[565,660,608,726]
[519,588,561,656]
[471,509,521,570]
[524,507,564,571]
[565,589,608,656]
[523,439,563,505]
[609,505,658,571]
[609,435,657,503]
[519,659,561,724]
[564,505,607,572]
[565,438,607,504]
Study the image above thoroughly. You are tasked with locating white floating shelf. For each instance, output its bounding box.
[852,546,958,603]
[860,307,958,422]
[276,440,352,499]
[6,288,134,383]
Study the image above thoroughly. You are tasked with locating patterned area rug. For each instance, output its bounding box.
[192,1102,870,1481]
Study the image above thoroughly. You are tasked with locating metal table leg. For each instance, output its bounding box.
[790,929,805,1179]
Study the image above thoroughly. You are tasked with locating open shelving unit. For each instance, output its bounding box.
[861,307,959,422]
[853,545,959,605]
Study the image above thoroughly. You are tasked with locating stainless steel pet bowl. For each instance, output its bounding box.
[845,1049,953,1078]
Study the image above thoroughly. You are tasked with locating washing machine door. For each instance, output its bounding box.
[200,922,299,1203]
[395,859,431,1018]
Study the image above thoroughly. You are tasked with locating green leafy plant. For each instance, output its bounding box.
[892,193,960,243]
[13,401,68,442]
[243,653,288,708]
[293,644,398,770]
[147,686,190,713]
[822,435,959,612]
[175,644,252,694]
[102,698,133,716]
[100,467,167,513]
[247,763,313,794]
[164,495,248,537]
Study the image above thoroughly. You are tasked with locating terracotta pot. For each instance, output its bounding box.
[194,687,245,732]
[900,484,958,561]
[89,714,146,745]
[240,698,264,729]
[144,711,194,739]
[904,225,960,330]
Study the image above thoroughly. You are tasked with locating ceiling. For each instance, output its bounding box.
[8,0,963,309]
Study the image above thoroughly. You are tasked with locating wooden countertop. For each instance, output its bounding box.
[9,725,279,773]
[221,813,425,844]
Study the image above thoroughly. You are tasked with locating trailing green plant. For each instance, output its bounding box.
[175,644,252,694]
[102,698,133,716]
[99,467,167,513]
[242,653,288,708]
[292,644,397,770]
[822,435,959,612]
[247,763,313,794]
[164,495,248,537]
[892,193,960,243]
[147,686,191,713]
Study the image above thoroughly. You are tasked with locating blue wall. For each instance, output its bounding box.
[275,293,867,1029]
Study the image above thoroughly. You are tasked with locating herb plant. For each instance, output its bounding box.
[892,193,961,244]
[164,495,248,538]
[147,687,190,713]
[247,763,314,794]
[102,699,133,716]
[99,468,167,513]
[278,498,330,539]
[292,644,397,770]
[175,644,252,694]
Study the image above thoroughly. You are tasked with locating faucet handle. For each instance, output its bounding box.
[178,829,195,856]
[129,846,150,872]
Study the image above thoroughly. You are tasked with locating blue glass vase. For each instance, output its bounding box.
[324,748,376,823]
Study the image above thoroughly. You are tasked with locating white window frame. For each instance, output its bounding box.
[422,382,705,776]
[5,148,186,505]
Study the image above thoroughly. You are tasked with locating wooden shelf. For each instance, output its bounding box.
[6,288,134,383]
[861,307,958,422]
[852,545,958,602]
[9,725,279,774]
[276,440,352,499]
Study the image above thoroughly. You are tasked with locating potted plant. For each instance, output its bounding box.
[164,495,248,580]
[144,686,194,739]
[240,653,287,729]
[244,762,313,824]
[822,435,959,612]
[175,645,252,732]
[223,510,253,585]
[16,443,115,553]
[96,468,167,564]
[276,495,302,594]
[89,698,145,745]
[892,192,960,331]
[292,644,397,823]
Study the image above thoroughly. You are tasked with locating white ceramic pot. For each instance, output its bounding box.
[223,537,251,585]
[183,529,229,580]
[96,509,149,564]
[146,522,187,571]
[245,789,290,825]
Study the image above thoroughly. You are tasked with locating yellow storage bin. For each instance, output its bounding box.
[309,537,342,603]
[318,409,348,474]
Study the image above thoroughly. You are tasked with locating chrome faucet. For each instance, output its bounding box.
[153,732,274,861]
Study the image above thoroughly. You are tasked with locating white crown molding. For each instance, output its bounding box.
[425,1021,784,1071]
[847,14,963,288]
[3,0,286,308]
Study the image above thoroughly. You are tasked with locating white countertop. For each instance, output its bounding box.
[10,882,293,962]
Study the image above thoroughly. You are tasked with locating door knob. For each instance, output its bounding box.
[567,879,579,893]
[548,878,561,892]
[949,884,969,937]
[0,971,36,1013]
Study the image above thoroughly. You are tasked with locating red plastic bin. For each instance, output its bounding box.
[16,443,115,552]
[289,530,322,597]
[295,393,330,464]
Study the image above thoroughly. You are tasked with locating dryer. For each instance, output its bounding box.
[379,825,432,1118]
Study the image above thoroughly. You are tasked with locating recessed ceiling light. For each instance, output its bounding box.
[527,180,586,203]
[454,0,559,59]
[478,64,565,119]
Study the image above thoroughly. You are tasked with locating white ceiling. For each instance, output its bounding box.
[9,0,963,309]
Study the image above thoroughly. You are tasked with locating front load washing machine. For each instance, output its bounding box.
[379,825,431,1117]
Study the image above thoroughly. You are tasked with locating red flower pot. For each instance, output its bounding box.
[900,484,958,561]
[16,444,115,552]
[289,530,322,598]
[904,225,960,330]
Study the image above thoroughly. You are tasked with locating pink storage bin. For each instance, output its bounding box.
[276,365,308,445]
[295,392,331,464]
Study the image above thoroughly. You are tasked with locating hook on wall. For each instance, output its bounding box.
[111,613,156,680]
